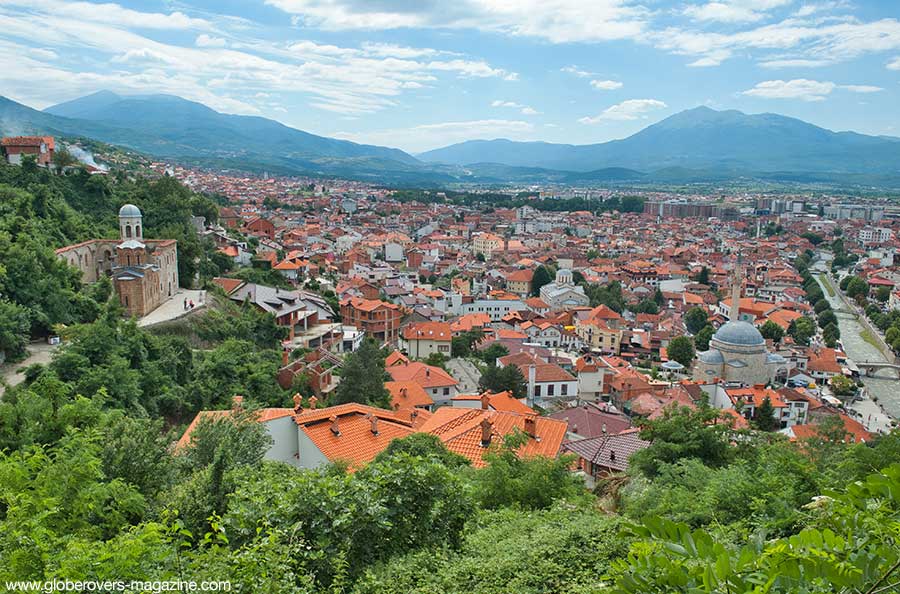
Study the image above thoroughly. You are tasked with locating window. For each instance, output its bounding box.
[547,384,555,396]
[443,387,450,396]
[534,385,541,397]
[561,384,568,396]
[125,225,132,238]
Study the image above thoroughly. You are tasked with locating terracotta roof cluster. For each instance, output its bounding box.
[387,361,459,388]
[418,407,568,468]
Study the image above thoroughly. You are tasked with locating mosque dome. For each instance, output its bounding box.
[713,320,765,346]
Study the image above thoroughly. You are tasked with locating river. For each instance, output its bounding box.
[812,261,900,427]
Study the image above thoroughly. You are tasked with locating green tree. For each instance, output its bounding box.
[472,429,584,510]
[753,396,780,431]
[684,307,709,335]
[666,336,695,368]
[333,338,390,407]
[694,267,710,286]
[759,320,785,343]
[423,351,448,369]
[478,341,509,365]
[611,464,900,594]
[0,298,31,360]
[875,285,890,303]
[478,363,526,399]
[830,374,857,398]
[531,265,553,297]
[788,316,815,345]
[694,324,714,351]
[817,309,837,329]
[630,406,734,478]
[845,275,868,299]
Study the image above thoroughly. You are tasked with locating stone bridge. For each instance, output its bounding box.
[857,360,900,379]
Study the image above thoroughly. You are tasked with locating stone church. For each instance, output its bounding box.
[56,204,179,317]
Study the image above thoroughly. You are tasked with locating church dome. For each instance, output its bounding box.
[713,320,765,346]
[119,204,142,218]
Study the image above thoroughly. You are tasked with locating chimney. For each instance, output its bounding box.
[480,417,493,447]
[572,423,578,434]
[426,368,431,378]
[329,415,340,436]
[292,393,302,413]
[602,423,607,434]
[400,387,408,399]
[232,395,243,412]
[368,413,379,435]
[282,349,290,366]
[308,395,318,409]
[410,409,419,422]
[480,392,491,410]
[524,415,537,438]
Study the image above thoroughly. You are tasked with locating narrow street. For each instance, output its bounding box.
[446,358,482,395]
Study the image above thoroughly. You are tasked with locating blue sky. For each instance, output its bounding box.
[1,0,898,152]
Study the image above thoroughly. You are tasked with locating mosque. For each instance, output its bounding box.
[694,259,787,385]
[55,205,179,318]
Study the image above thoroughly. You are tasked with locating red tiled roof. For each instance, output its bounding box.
[402,321,452,341]
[418,408,567,468]
[386,380,434,410]
[387,361,458,388]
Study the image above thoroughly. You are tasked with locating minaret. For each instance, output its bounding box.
[730,255,742,321]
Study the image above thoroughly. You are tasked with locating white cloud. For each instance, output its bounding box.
[491,100,540,115]
[0,1,518,117]
[579,99,666,124]
[654,16,900,68]
[742,78,835,101]
[683,0,793,23]
[0,0,213,30]
[759,58,831,68]
[889,56,900,70]
[590,79,623,90]
[561,65,594,77]
[687,50,732,67]
[196,34,226,48]
[267,0,649,44]
[334,119,536,153]
[839,84,883,93]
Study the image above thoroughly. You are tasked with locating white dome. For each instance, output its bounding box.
[713,321,765,346]
[119,204,142,218]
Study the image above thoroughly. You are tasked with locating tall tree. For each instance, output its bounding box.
[667,336,695,368]
[479,364,526,399]
[694,325,714,352]
[333,338,390,408]
[531,265,553,297]
[684,307,709,334]
[753,397,780,432]
[759,320,785,343]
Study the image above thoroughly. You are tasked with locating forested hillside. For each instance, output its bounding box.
[0,161,898,593]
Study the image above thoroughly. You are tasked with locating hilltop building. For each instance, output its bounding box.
[56,204,179,317]
[2,136,54,166]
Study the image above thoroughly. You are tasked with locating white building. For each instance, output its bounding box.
[539,269,589,311]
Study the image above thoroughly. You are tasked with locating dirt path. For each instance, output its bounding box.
[0,341,59,397]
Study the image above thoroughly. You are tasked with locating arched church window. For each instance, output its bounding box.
[126,225,132,238]
[136,225,141,238]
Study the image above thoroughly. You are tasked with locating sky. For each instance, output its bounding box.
[1,0,899,153]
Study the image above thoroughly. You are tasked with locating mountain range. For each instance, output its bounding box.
[1,91,899,187]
